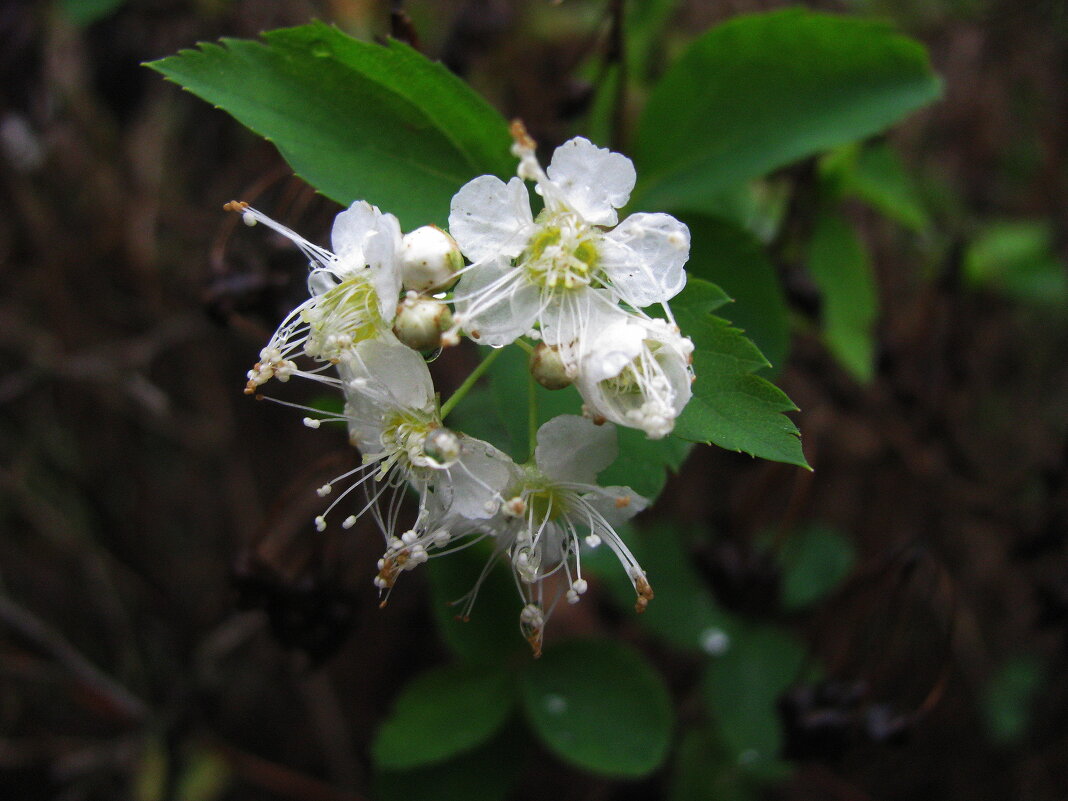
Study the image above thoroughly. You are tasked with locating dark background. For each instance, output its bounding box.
[2,0,1067,798]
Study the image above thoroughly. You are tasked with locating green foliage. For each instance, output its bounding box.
[375,726,522,801]
[670,726,761,801]
[632,9,942,212]
[964,221,1068,306]
[586,522,739,654]
[519,639,674,777]
[776,524,856,611]
[701,625,808,774]
[426,544,525,663]
[681,215,791,371]
[807,208,879,382]
[60,0,127,26]
[372,662,514,769]
[822,142,930,231]
[982,654,1044,745]
[672,279,808,468]
[147,23,513,228]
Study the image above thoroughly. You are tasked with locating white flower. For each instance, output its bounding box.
[445,126,690,350]
[495,415,651,656]
[576,306,694,439]
[230,200,403,392]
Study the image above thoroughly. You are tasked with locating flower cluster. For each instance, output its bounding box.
[229,124,694,655]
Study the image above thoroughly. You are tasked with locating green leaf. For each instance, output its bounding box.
[821,142,930,231]
[776,524,856,612]
[701,625,807,771]
[964,220,1068,307]
[632,9,942,212]
[587,522,740,654]
[807,208,879,382]
[375,725,523,801]
[480,345,687,501]
[681,215,791,371]
[147,23,513,228]
[982,654,1043,745]
[427,543,526,662]
[373,662,514,769]
[61,0,127,26]
[672,279,808,468]
[670,726,763,801]
[520,639,674,777]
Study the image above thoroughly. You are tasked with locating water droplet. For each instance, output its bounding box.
[310,41,331,58]
[544,694,568,715]
[699,627,730,656]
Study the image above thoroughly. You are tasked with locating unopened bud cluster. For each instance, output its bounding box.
[227,126,697,655]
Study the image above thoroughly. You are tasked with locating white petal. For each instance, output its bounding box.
[444,437,516,520]
[581,486,649,528]
[535,414,617,485]
[454,257,541,347]
[583,317,645,382]
[601,213,690,307]
[449,175,533,262]
[343,338,434,413]
[331,201,380,267]
[364,212,403,320]
[546,138,636,226]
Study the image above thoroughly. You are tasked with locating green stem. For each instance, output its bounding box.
[440,347,502,419]
[527,373,538,461]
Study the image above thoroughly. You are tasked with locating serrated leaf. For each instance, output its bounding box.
[520,639,673,778]
[807,208,878,383]
[672,279,808,468]
[681,215,791,371]
[632,9,942,212]
[147,23,512,228]
[372,662,514,769]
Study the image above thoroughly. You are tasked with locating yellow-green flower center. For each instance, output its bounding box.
[522,217,600,291]
[302,273,382,360]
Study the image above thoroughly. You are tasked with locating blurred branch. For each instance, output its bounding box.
[0,593,148,723]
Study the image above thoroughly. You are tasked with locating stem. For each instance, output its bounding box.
[527,373,539,461]
[440,347,502,419]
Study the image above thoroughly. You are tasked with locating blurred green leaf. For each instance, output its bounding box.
[147,23,513,228]
[982,654,1043,745]
[587,522,740,654]
[375,724,523,801]
[681,215,791,371]
[520,639,674,777]
[632,9,942,212]
[702,625,807,772]
[61,0,127,26]
[672,279,808,468]
[373,662,514,769]
[821,142,929,231]
[776,524,856,611]
[670,726,763,801]
[427,543,525,662]
[964,221,1068,306]
[807,208,879,382]
[598,427,691,499]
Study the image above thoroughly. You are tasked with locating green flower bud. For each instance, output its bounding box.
[529,342,573,390]
[400,226,464,293]
[393,295,454,351]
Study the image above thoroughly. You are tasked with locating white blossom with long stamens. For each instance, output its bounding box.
[444,126,690,353]
[228,200,403,393]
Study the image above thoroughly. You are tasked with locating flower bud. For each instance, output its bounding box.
[529,342,572,390]
[393,296,453,351]
[400,226,464,293]
[423,427,461,468]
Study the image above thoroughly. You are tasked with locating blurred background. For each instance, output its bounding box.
[2,0,1067,799]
